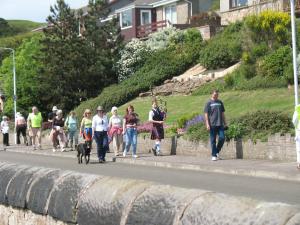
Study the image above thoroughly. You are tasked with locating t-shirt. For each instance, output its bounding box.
[65,116,78,132]
[1,121,9,134]
[204,99,225,127]
[28,112,42,128]
[124,113,139,126]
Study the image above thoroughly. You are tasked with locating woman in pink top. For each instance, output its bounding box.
[108,106,123,156]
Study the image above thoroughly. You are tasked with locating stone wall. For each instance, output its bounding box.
[0,162,300,225]
[137,133,297,161]
[221,0,284,25]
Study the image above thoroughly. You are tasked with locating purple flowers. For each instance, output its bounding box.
[185,115,204,130]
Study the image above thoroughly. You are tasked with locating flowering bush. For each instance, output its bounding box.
[137,121,153,133]
[116,39,151,81]
[146,27,184,50]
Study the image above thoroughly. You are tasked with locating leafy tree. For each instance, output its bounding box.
[0,18,14,37]
[40,0,122,112]
[0,34,44,116]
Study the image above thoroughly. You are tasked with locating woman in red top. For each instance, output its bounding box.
[122,105,139,158]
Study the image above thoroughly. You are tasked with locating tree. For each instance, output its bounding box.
[0,18,14,37]
[0,34,44,116]
[40,0,122,112]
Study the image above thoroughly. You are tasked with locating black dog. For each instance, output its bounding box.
[77,142,91,164]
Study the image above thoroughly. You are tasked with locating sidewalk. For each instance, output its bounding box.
[1,143,300,183]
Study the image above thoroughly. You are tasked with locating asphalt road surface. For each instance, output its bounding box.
[1,151,300,206]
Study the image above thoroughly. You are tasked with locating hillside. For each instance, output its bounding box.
[7,20,44,33]
[117,88,294,125]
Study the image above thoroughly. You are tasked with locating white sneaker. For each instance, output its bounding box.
[211,156,218,161]
[132,154,138,158]
[61,148,66,152]
[216,153,222,160]
[123,151,126,157]
[52,148,56,152]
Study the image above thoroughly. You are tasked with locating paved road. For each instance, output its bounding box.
[1,150,300,206]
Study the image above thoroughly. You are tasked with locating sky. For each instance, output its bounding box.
[0,0,89,22]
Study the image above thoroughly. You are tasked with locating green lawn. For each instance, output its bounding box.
[117,88,295,125]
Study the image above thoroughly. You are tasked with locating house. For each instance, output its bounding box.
[220,0,299,25]
[100,0,213,40]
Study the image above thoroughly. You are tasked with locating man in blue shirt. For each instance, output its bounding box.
[204,90,227,161]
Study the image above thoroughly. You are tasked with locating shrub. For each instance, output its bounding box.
[244,10,291,49]
[116,39,151,81]
[176,112,199,128]
[74,42,200,117]
[183,28,203,45]
[257,45,292,78]
[146,27,183,50]
[185,122,208,142]
[199,38,241,69]
[199,22,242,69]
[229,110,293,141]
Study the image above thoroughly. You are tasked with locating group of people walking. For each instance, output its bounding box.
[1,90,229,165]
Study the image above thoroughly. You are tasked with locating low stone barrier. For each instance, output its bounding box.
[0,162,299,225]
[137,133,297,161]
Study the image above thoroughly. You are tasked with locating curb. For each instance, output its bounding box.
[3,148,300,183]
[113,157,300,183]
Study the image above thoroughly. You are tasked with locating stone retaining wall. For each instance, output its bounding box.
[137,133,296,161]
[0,162,299,225]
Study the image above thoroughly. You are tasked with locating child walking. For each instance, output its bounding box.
[1,116,9,149]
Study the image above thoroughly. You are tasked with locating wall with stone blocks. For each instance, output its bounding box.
[137,133,296,161]
[0,162,300,225]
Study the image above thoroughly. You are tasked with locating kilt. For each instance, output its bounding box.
[151,123,164,140]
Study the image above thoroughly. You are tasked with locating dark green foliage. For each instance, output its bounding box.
[40,0,122,112]
[183,28,203,44]
[185,122,209,142]
[199,22,242,69]
[257,45,292,78]
[75,43,200,116]
[0,18,14,37]
[228,110,293,141]
[184,110,293,142]
[176,112,199,128]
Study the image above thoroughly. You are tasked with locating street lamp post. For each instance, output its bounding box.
[290,0,299,106]
[0,47,17,144]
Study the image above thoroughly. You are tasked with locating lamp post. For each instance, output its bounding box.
[290,0,299,106]
[0,47,17,144]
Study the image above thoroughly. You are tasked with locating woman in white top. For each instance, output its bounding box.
[1,115,9,148]
[108,106,123,156]
[92,106,109,163]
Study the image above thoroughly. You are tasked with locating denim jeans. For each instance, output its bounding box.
[209,126,225,157]
[68,130,78,147]
[94,131,108,160]
[125,128,137,155]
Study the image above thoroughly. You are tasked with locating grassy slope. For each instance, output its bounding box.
[116,88,294,125]
[7,20,44,33]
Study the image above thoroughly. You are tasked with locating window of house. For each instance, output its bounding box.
[120,9,133,29]
[230,0,248,8]
[164,5,177,24]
